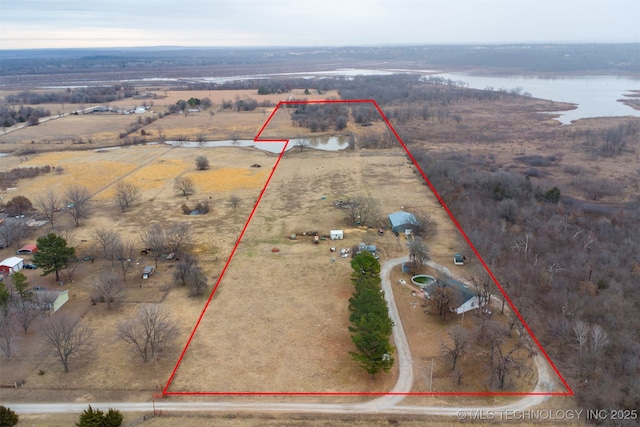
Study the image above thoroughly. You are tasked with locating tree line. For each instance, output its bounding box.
[4,85,137,105]
[1,104,50,128]
[415,149,639,416]
[348,251,395,378]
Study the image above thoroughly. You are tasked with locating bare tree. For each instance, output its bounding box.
[91,270,124,310]
[35,190,60,228]
[117,305,178,362]
[441,325,468,371]
[426,281,459,321]
[0,218,28,249]
[346,196,380,226]
[113,180,141,212]
[573,320,589,358]
[407,237,430,275]
[295,138,310,151]
[93,228,120,264]
[113,239,136,282]
[590,323,609,370]
[229,195,241,212]
[472,274,495,307]
[174,176,195,197]
[195,155,209,170]
[409,212,437,239]
[0,312,16,359]
[173,253,197,286]
[187,267,208,297]
[141,224,166,268]
[165,222,191,255]
[42,314,94,373]
[64,185,92,227]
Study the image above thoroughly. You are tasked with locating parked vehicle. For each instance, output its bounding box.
[142,265,154,279]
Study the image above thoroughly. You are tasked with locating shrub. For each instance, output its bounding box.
[195,155,209,170]
[0,405,19,426]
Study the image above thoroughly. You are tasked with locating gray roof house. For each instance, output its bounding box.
[422,277,483,315]
[388,211,417,233]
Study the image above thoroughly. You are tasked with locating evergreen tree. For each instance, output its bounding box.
[33,233,75,282]
[76,405,123,427]
[76,405,104,427]
[103,408,124,427]
[0,405,19,426]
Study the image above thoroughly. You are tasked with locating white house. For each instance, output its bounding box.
[0,257,24,275]
[330,230,344,240]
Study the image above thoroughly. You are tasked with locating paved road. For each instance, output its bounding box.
[7,256,555,416]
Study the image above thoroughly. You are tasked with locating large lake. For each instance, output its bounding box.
[434,72,640,124]
[244,68,639,125]
[42,68,640,125]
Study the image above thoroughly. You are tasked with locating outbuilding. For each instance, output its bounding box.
[388,211,417,234]
[17,244,38,255]
[0,257,24,275]
[330,230,344,240]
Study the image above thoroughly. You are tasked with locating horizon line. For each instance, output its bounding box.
[2,41,639,52]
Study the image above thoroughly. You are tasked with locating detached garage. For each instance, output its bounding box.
[0,257,25,274]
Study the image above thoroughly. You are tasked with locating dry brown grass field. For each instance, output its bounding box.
[0,86,599,426]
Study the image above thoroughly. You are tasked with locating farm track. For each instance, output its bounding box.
[89,145,177,199]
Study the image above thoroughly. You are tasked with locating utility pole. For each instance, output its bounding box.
[429,358,434,392]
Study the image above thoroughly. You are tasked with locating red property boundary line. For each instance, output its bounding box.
[163,99,573,397]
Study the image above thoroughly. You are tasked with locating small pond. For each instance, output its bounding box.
[411,275,436,287]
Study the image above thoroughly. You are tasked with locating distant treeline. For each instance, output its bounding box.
[1,105,50,128]
[2,44,638,79]
[4,85,138,105]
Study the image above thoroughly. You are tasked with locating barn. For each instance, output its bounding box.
[0,257,25,275]
[17,244,38,255]
[388,211,417,233]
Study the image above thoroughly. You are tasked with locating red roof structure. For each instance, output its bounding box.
[17,244,38,255]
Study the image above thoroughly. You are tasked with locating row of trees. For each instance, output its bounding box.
[0,165,54,190]
[348,252,395,378]
[1,104,50,128]
[4,85,137,105]
[220,96,271,112]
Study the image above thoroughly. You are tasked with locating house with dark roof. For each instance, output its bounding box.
[422,276,483,315]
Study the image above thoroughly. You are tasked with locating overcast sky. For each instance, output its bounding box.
[1,0,638,49]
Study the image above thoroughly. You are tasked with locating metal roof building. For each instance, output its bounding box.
[388,211,417,233]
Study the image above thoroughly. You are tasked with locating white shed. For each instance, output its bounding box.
[330,230,344,240]
[0,257,24,275]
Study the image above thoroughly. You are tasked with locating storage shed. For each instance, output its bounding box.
[0,257,24,274]
[330,230,344,240]
[17,244,38,255]
[388,211,417,233]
